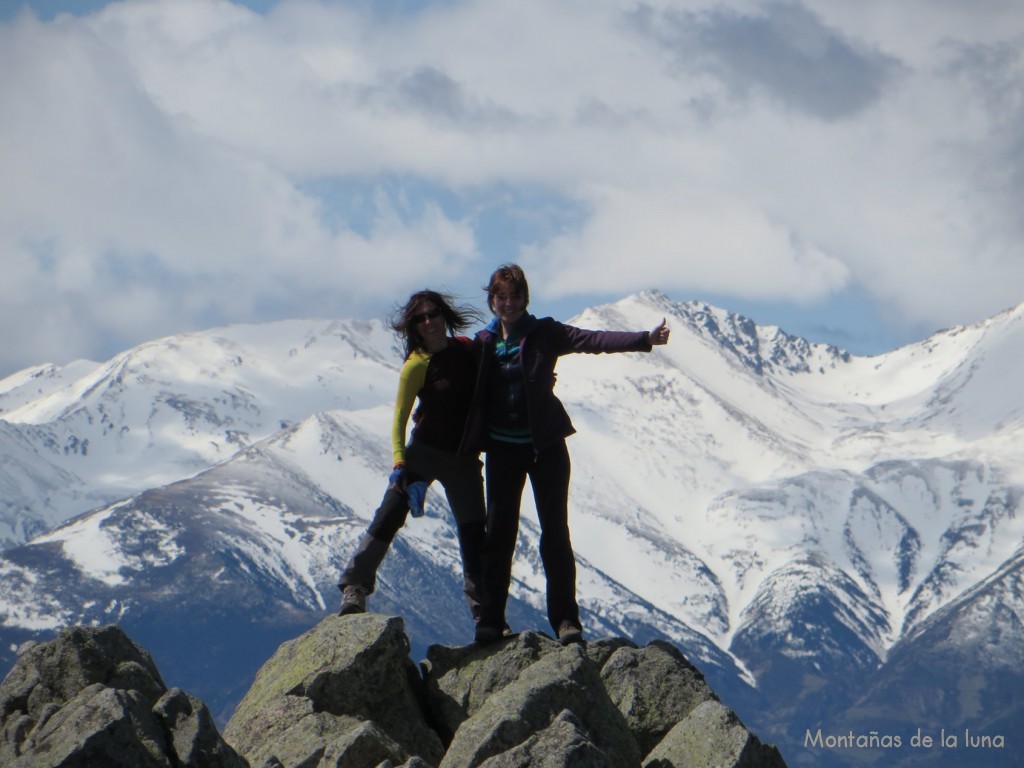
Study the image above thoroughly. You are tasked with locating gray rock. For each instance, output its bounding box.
[224,613,444,766]
[154,687,249,767]
[421,630,560,741]
[600,639,719,755]
[262,713,408,768]
[0,625,166,722]
[8,683,171,768]
[1,617,788,768]
[642,699,788,768]
[0,625,246,768]
[438,642,642,768]
[477,709,614,768]
[582,637,639,669]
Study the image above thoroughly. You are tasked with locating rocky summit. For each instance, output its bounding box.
[0,624,245,768]
[0,615,786,768]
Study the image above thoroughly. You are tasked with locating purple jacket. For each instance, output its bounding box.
[460,314,653,453]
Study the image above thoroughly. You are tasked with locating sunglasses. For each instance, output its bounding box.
[412,307,443,324]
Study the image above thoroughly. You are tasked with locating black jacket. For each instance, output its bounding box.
[460,315,653,453]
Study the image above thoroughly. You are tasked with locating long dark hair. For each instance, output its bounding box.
[390,290,484,357]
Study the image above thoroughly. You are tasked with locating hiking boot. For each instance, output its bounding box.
[557,620,583,646]
[474,618,515,645]
[474,623,503,645]
[338,585,368,616]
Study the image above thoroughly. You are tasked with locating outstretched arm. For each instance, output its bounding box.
[557,317,668,355]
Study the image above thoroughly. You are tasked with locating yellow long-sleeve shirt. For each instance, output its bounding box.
[389,338,476,466]
[391,350,430,466]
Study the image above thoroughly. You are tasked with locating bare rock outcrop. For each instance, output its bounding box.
[224,613,444,767]
[0,625,245,768]
[0,616,787,767]
[226,614,785,767]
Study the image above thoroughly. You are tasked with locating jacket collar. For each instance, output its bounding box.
[482,313,537,340]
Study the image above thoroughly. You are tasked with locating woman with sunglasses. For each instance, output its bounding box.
[338,290,487,628]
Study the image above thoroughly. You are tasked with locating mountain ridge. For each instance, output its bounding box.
[2,291,1023,766]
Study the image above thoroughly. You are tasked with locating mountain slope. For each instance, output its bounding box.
[0,405,759,723]
[0,318,400,548]
[2,291,1023,765]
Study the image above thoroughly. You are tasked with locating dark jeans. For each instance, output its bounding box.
[340,440,486,607]
[479,439,579,634]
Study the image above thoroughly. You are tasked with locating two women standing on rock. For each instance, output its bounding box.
[338,265,669,646]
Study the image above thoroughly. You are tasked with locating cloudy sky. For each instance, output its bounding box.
[2,0,1023,377]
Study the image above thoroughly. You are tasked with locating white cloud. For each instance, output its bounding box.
[0,1,480,372]
[2,0,1023,373]
[523,184,850,301]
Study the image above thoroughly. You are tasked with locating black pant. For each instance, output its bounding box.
[479,439,579,634]
[340,440,485,605]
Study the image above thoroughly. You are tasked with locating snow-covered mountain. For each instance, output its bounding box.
[0,318,400,547]
[2,291,1023,766]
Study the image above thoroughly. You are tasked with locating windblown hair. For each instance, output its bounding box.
[484,263,530,314]
[390,290,484,357]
